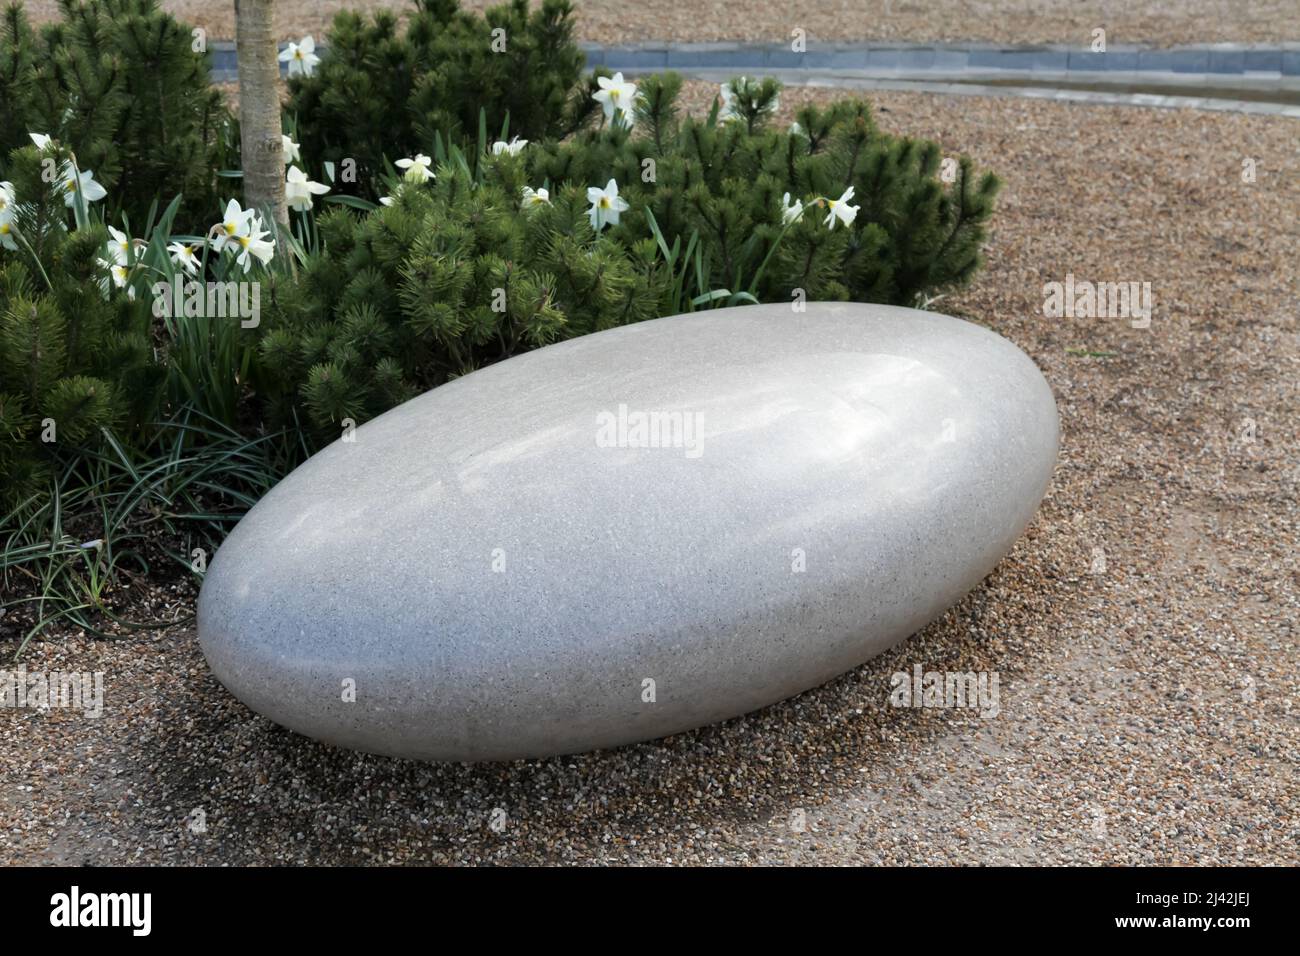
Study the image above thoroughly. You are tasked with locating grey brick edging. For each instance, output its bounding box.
[207,40,1300,114]
[208,39,1300,77]
[581,40,1300,78]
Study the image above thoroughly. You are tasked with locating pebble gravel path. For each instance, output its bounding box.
[23,0,1300,48]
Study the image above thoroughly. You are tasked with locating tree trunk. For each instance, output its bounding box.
[235,0,287,226]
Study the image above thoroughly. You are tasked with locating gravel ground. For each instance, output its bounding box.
[2,86,1297,865]
[21,0,1300,48]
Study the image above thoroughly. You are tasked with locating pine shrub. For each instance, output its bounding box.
[0,0,233,228]
[287,0,595,199]
[254,163,668,442]
[516,74,1001,307]
[287,11,999,306]
[0,145,163,505]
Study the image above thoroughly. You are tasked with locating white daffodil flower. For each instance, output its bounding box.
[520,186,550,210]
[212,198,255,252]
[29,132,53,150]
[395,153,434,183]
[279,36,320,77]
[0,183,15,251]
[823,186,859,230]
[285,165,330,212]
[97,257,134,299]
[61,163,107,207]
[593,72,638,126]
[781,192,804,226]
[379,196,395,206]
[0,181,15,249]
[492,136,528,157]
[586,178,629,231]
[168,241,200,276]
[235,214,275,273]
[106,226,133,265]
[282,135,301,164]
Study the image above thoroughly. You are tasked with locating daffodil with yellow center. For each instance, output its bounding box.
[586,179,629,231]
[212,199,255,253]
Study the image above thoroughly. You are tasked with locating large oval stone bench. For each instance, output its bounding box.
[198,302,1058,761]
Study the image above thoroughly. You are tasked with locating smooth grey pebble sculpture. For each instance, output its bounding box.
[198,303,1058,761]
